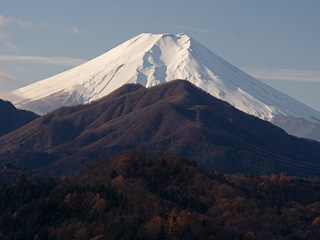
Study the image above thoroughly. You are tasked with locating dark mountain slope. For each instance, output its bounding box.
[0,99,39,137]
[1,80,320,177]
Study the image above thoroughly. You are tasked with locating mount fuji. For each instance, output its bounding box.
[8,33,320,140]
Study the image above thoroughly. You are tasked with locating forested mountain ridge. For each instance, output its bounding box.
[1,150,320,240]
[1,80,320,177]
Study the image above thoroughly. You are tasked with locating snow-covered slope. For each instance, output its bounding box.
[9,33,320,126]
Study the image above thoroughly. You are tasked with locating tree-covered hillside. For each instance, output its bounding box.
[1,150,320,240]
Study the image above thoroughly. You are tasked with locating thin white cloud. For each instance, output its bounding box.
[0,70,17,83]
[17,20,34,28]
[72,27,84,36]
[0,14,54,29]
[0,32,8,41]
[0,55,87,66]
[0,15,10,25]
[0,15,29,28]
[40,23,55,29]
[0,15,55,52]
[0,32,20,51]
[159,23,213,33]
[4,41,20,51]
[243,68,320,82]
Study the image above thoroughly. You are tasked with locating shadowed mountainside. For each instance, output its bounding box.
[1,80,320,177]
[272,114,320,142]
[0,99,39,137]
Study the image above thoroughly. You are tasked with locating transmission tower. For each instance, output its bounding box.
[190,105,207,127]
[47,136,52,153]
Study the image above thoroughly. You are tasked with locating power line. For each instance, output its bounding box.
[195,111,320,172]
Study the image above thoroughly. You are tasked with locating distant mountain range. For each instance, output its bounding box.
[0,99,38,137]
[7,33,320,141]
[1,80,320,177]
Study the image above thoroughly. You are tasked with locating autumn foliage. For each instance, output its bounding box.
[0,150,320,239]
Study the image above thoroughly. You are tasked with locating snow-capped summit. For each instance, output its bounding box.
[9,33,320,127]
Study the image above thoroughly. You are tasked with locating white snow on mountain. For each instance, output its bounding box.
[8,33,320,126]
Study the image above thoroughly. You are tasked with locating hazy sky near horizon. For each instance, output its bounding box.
[0,0,319,110]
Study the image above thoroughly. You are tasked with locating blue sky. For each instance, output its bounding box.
[0,0,319,110]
